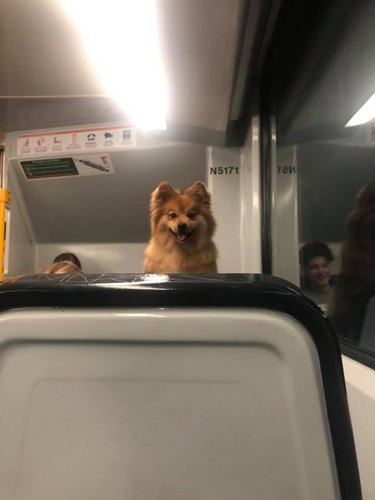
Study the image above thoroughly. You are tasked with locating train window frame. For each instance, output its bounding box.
[258,0,375,370]
[339,337,375,371]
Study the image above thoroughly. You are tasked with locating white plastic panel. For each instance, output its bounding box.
[0,308,339,500]
[207,147,242,272]
[343,356,375,500]
[272,142,299,286]
[207,119,262,274]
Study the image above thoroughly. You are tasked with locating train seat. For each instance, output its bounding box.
[0,274,361,500]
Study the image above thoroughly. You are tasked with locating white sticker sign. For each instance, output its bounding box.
[17,125,136,157]
[72,153,115,176]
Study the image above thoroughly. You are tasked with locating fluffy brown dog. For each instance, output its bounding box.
[144,181,217,273]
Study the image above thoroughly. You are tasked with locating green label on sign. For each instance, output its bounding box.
[20,158,79,179]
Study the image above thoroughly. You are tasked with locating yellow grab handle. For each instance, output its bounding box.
[0,188,11,280]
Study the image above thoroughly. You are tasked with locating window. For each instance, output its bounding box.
[268,0,375,360]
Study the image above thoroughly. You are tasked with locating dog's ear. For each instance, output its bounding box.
[185,181,211,205]
[151,181,177,205]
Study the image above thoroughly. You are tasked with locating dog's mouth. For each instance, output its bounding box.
[170,228,194,242]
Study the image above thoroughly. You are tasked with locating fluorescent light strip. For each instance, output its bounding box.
[345,91,375,127]
[61,0,168,130]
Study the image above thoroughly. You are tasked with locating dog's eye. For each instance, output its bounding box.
[169,212,177,220]
[187,211,195,219]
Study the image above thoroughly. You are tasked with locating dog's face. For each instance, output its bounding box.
[149,181,216,246]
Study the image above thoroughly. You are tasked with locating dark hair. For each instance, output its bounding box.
[53,252,82,270]
[299,241,333,268]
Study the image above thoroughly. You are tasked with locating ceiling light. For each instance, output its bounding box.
[345,92,375,127]
[60,0,168,130]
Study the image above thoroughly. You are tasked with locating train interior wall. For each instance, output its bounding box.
[4,120,261,275]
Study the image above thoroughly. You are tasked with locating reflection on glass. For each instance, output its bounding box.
[299,241,334,313]
[330,181,375,344]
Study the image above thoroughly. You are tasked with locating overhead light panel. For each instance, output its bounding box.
[60,0,168,130]
[345,92,375,127]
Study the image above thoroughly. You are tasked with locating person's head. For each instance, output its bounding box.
[0,260,81,285]
[299,241,333,291]
[53,253,82,270]
[41,261,81,274]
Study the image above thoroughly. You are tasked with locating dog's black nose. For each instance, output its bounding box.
[178,223,187,232]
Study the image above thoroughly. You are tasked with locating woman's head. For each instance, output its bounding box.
[53,252,82,270]
[0,260,81,285]
[40,261,81,275]
[299,241,333,290]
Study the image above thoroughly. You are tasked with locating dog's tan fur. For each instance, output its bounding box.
[144,181,217,273]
